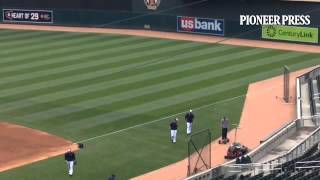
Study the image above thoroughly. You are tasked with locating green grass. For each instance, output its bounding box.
[0,29,318,180]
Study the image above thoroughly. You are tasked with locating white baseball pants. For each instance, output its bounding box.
[187,122,192,134]
[67,161,74,175]
[171,130,177,143]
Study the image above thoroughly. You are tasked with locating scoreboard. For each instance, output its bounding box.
[3,9,53,23]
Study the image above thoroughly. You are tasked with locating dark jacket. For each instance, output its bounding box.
[170,121,178,130]
[185,112,194,123]
[65,151,76,161]
[108,175,116,180]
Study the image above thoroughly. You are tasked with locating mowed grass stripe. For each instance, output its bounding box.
[0,32,100,56]
[0,34,149,66]
[64,63,292,129]
[1,44,235,93]
[0,33,130,64]
[30,54,319,138]
[0,33,125,58]
[0,36,153,76]
[0,44,242,111]
[9,51,298,124]
[0,46,251,103]
[14,49,289,119]
[0,41,228,81]
[85,86,247,139]
[0,29,28,36]
[8,84,246,139]
[76,57,320,137]
[0,42,222,93]
[0,34,127,67]
[0,37,177,83]
[0,37,173,77]
[7,49,275,109]
[0,41,193,90]
[0,48,270,112]
[35,51,317,128]
[0,30,62,43]
[76,88,245,139]
[34,77,249,130]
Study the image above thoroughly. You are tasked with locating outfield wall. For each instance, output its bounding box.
[0,1,319,44]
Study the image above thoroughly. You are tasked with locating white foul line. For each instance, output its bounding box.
[76,94,246,143]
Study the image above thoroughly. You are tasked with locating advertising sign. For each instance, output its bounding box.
[3,9,53,23]
[262,25,318,43]
[177,16,224,36]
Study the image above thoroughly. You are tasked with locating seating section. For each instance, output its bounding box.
[213,143,320,180]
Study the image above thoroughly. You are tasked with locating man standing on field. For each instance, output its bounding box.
[170,118,178,143]
[64,148,76,176]
[185,109,194,135]
[221,116,229,140]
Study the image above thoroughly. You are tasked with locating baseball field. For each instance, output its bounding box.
[0,28,319,180]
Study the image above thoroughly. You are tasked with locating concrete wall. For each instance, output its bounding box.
[0,0,132,11]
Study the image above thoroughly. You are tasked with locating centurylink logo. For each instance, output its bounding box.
[266,26,277,37]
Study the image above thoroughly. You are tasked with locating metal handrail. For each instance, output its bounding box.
[296,166,320,169]
[266,126,320,165]
[296,161,320,164]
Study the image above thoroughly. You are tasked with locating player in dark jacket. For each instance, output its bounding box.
[170,118,178,143]
[64,149,76,176]
[108,174,116,180]
[185,109,194,135]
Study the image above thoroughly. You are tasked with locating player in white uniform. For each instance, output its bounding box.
[185,109,194,135]
[64,149,76,176]
[170,118,178,143]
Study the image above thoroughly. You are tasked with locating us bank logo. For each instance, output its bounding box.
[177,16,224,36]
[144,0,161,10]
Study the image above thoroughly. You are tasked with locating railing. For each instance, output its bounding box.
[260,120,297,144]
[249,120,298,163]
[297,78,302,120]
[222,162,282,176]
[186,124,318,179]
[185,119,298,180]
[185,168,212,180]
[209,119,298,179]
[295,161,320,169]
[310,78,320,116]
[266,126,320,165]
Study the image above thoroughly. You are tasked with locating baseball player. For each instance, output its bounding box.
[170,118,178,143]
[185,109,194,135]
[108,174,116,180]
[64,148,76,176]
